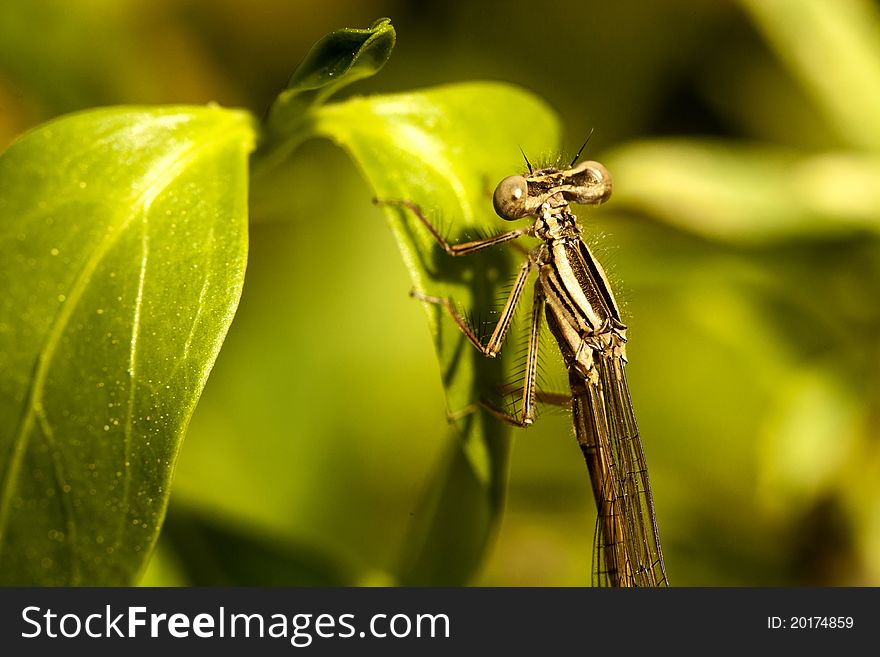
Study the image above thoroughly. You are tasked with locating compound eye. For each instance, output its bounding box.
[563,160,612,205]
[493,175,531,220]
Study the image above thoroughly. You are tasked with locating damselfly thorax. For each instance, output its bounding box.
[377,151,667,587]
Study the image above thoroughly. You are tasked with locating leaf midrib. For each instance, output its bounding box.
[0,122,239,574]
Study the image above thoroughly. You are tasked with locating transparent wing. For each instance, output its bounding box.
[572,352,668,587]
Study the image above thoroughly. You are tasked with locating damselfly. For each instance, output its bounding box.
[378,147,668,587]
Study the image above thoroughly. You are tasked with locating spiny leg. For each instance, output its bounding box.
[416,277,560,428]
[433,395,563,426]
[479,282,545,427]
[484,390,576,432]
[411,255,532,357]
[519,283,544,424]
[380,195,541,422]
[535,391,572,406]
[496,383,572,407]
[374,197,531,256]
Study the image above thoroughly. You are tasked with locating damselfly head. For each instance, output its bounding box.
[492,160,612,221]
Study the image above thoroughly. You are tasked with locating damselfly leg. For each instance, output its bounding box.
[378,198,542,427]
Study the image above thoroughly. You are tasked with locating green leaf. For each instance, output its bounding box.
[255,17,396,176]
[0,106,255,584]
[281,17,395,104]
[305,83,560,583]
[606,139,880,242]
[253,18,561,583]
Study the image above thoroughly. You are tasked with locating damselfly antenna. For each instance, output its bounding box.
[570,127,595,167]
[519,146,533,174]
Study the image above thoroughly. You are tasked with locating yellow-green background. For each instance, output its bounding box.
[3,0,878,586]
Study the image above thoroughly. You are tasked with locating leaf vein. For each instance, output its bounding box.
[115,217,149,548]
[0,123,236,561]
[35,407,79,584]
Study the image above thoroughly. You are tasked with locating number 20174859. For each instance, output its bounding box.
[767,616,855,630]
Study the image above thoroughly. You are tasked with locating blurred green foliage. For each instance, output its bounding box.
[2,0,879,586]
